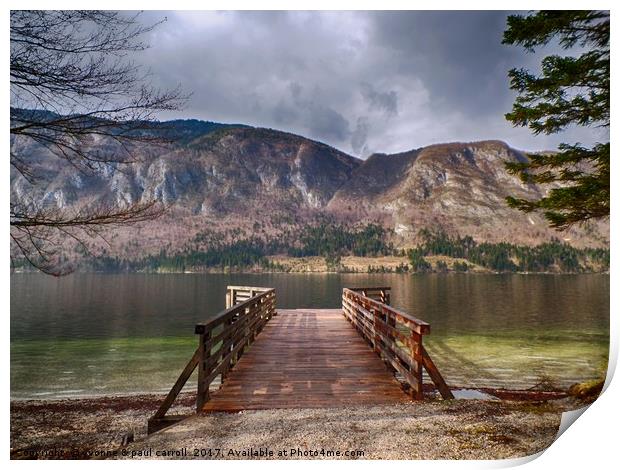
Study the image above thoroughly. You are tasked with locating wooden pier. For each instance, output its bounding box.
[148,286,453,434]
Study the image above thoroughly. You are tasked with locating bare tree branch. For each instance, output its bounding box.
[10,200,168,275]
[10,10,187,275]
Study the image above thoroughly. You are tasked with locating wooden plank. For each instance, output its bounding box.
[203,309,410,412]
[226,285,273,292]
[159,285,451,420]
[348,286,392,291]
[342,298,375,343]
[375,317,412,348]
[379,346,421,395]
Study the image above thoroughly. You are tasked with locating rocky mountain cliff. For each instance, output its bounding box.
[10,118,609,260]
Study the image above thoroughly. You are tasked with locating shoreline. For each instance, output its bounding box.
[11,270,610,275]
[9,385,571,403]
[10,392,195,460]
[10,390,590,460]
[10,251,611,276]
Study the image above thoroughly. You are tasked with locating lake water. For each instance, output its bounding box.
[10,273,609,399]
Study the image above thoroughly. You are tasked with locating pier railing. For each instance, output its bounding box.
[148,286,276,434]
[226,285,273,308]
[342,287,453,400]
[346,286,391,305]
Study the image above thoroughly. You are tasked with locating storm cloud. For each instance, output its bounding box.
[138,11,607,157]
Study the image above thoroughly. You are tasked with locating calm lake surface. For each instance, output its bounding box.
[10,273,609,399]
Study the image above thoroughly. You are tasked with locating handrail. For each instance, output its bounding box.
[195,288,276,411]
[225,286,273,309]
[347,286,391,305]
[148,286,276,434]
[344,288,429,334]
[342,287,453,400]
[195,287,274,332]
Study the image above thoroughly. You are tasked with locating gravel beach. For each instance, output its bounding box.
[10,392,580,460]
[10,393,195,460]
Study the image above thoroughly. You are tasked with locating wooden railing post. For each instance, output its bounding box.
[247,305,254,344]
[381,289,390,305]
[226,289,232,309]
[221,316,234,382]
[196,330,211,411]
[373,307,380,354]
[410,331,423,400]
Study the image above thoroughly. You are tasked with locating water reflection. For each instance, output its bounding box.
[10,273,609,398]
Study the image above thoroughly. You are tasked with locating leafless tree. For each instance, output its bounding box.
[10,10,187,275]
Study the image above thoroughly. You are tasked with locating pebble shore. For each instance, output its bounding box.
[10,391,584,460]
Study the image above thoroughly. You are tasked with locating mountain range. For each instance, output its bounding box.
[10,118,609,262]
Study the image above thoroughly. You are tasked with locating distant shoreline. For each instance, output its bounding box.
[11,252,611,276]
[12,233,610,275]
[11,269,610,275]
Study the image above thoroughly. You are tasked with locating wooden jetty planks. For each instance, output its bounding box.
[202,309,410,412]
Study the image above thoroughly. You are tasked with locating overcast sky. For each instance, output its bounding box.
[137,11,607,157]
